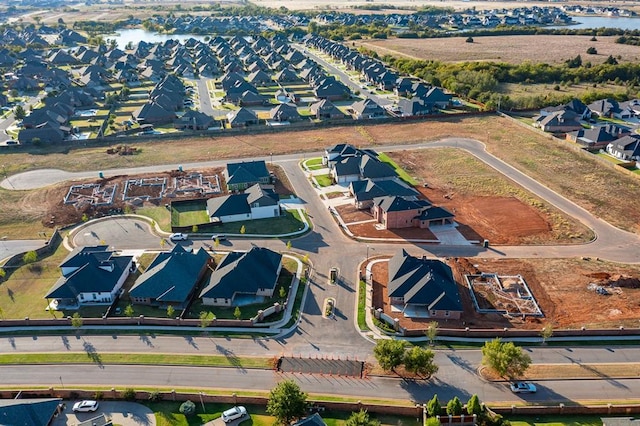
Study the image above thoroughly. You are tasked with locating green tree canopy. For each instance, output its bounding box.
[466,394,483,416]
[481,338,531,379]
[267,380,308,425]
[373,339,405,372]
[446,396,463,415]
[403,346,438,377]
[426,394,441,417]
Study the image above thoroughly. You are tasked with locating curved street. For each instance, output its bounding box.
[2,137,640,403]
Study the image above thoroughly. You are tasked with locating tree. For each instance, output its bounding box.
[267,380,308,425]
[14,105,26,119]
[446,396,463,415]
[426,321,438,345]
[540,323,554,344]
[180,400,196,416]
[346,409,380,426]
[286,240,292,250]
[166,305,175,318]
[425,418,441,426]
[240,225,246,234]
[373,339,405,372]
[466,36,474,43]
[192,224,199,233]
[22,250,37,265]
[214,237,220,248]
[403,346,438,377]
[124,304,135,318]
[279,286,287,301]
[0,267,6,282]
[481,338,531,379]
[71,312,83,329]
[426,394,441,417]
[234,306,242,320]
[586,46,598,54]
[199,311,214,328]
[466,394,483,416]
[160,238,166,248]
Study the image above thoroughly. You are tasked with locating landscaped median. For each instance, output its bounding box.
[481,363,640,381]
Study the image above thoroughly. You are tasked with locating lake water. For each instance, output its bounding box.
[550,15,640,30]
[111,28,208,48]
[112,17,639,48]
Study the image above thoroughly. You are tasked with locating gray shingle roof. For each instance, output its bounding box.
[0,398,62,426]
[388,249,461,311]
[129,245,211,305]
[207,194,251,218]
[199,247,282,300]
[226,160,269,186]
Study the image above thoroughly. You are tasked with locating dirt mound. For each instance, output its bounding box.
[607,274,640,289]
[586,272,611,280]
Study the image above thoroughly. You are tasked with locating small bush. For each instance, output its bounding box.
[148,390,162,402]
[180,400,196,416]
[93,391,104,400]
[122,388,136,401]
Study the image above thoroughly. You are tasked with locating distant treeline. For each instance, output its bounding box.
[396,26,640,39]
[616,35,640,46]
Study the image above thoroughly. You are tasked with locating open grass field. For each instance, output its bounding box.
[3,116,640,238]
[354,35,640,65]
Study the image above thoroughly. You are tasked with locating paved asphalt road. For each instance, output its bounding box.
[3,137,640,403]
[0,238,46,262]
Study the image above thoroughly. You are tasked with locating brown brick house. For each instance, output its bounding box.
[372,196,454,229]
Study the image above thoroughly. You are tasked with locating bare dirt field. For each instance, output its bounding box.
[349,222,437,241]
[354,35,640,65]
[370,256,640,330]
[389,148,591,245]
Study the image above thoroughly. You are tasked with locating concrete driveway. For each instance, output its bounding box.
[52,401,155,426]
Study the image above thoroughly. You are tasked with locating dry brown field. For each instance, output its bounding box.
[354,35,640,65]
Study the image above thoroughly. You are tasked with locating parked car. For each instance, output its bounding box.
[510,382,537,393]
[222,406,248,423]
[169,233,188,241]
[72,400,99,412]
[329,267,338,284]
[211,234,227,241]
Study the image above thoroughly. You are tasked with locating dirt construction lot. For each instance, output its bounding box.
[370,256,640,330]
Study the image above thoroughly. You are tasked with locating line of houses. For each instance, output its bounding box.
[324,143,454,230]
[533,97,640,162]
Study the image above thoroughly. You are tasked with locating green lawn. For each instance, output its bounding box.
[508,415,603,426]
[304,158,324,169]
[596,152,624,164]
[136,206,171,232]
[376,152,419,185]
[357,281,369,331]
[0,244,71,319]
[315,174,333,187]
[193,210,306,236]
[171,200,209,227]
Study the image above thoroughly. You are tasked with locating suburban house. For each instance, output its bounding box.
[331,153,397,184]
[0,398,63,426]
[207,183,280,223]
[349,178,419,209]
[397,97,431,117]
[129,245,212,309]
[349,98,386,120]
[421,87,452,109]
[372,196,455,229]
[309,99,345,120]
[323,143,360,166]
[227,107,259,128]
[293,414,327,426]
[270,103,301,122]
[533,109,583,133]
[174,110,217,130]
[44,246,134,309]
[225,160,271,191]
[199,247,283,307]
[606,134,640,161]
[387,249,462,319]
[588,98,620,118]
[566,124,629,149]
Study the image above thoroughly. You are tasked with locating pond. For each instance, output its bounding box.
[110,28,208,48]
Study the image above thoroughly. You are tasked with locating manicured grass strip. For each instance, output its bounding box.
[0,353,272,368]
[357,280,369,331]
[315,174,333,187]
[508,414,604,426]
[521,363,640,380]
[377,152,418,185]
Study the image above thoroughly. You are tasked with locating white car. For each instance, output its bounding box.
[169,233,188,241]
[72,400,99,412]
[222,406,247,423]
[510,382,537,393]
